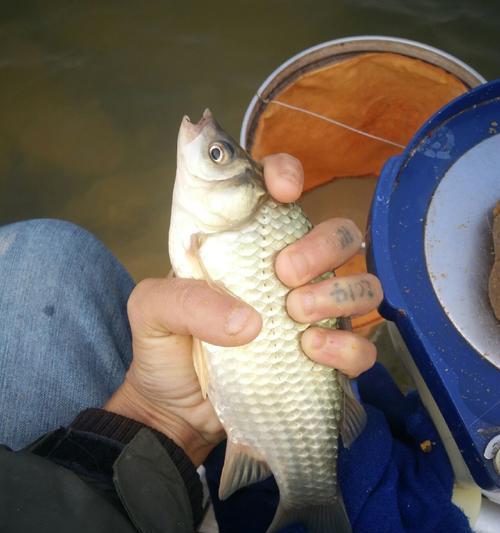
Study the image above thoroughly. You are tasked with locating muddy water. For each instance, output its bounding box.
[1,1,498,280]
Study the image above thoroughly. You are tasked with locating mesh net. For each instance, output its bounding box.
[249,52,467,191]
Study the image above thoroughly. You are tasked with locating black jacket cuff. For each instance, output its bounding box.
[69,408,203,525]
[26,408,203,524]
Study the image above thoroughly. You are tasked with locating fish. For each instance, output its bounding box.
[169,109,366,533]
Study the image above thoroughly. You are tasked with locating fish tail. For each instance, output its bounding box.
[266,494,352,533]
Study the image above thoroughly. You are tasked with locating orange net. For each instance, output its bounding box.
[250,52,467,191]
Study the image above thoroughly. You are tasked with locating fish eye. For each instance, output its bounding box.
[208,142,234,164]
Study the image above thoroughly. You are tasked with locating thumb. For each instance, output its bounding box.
[127,277,262,346]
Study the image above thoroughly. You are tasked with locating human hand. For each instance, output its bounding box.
[105,154,382,466]
[265,154,383,378]
[105,276,261,466]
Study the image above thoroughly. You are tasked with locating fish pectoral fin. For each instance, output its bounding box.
[266,496,352,533]
[192,337,209,399]
[218,440,271,500]
[338,372,367,448]
[188,233,238,298]
[186,233,207,280]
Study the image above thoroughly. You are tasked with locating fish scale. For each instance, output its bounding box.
[199,198,342,509]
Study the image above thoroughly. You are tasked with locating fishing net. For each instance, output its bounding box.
[248,52,468,191]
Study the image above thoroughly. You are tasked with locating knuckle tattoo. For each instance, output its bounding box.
[330,279,374,304]
[336,225,355,249]
[330,281,355,303]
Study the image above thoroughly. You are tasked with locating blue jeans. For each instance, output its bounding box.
[0,219,134,450]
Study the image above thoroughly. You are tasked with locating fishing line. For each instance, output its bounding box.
[257,94,406,150]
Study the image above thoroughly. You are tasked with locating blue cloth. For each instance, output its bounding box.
[0,219,134,449]
[204,364,472,532]
[0,219,471,532]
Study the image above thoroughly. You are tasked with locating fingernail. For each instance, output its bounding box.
[300,291,315,315]
[279,168,300,186]
[288,251,308,281]
[310,329,327,350]
[225,305,252,336]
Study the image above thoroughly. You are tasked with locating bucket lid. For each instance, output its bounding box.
[368,79,500,491]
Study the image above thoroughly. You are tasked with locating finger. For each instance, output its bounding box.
[276,218,363,288]
[128,278,262,347]
[287,273,383,323]
[301,328,377,378]
[262,153,304,203]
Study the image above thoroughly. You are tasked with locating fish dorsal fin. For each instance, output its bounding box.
[192,337,210,399]
[218,440,271,500]
[338,372,367,448]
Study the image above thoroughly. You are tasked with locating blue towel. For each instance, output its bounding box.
[204,363,471,532]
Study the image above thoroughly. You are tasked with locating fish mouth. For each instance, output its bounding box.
[179,108,214,144]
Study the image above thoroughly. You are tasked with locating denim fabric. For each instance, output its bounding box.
[0,219,134,450]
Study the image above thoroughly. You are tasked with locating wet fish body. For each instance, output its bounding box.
[169,110,365,532]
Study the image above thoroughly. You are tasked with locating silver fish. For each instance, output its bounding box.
[169,109,366,533]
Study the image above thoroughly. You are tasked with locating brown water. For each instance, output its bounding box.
[1,1,499,280]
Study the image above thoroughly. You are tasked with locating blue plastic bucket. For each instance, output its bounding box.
[368,80,500,491]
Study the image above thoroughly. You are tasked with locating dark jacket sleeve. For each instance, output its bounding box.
[0,409,203,533]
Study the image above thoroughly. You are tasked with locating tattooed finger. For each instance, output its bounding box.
[276,218,363,288]
[286,273,383,323]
